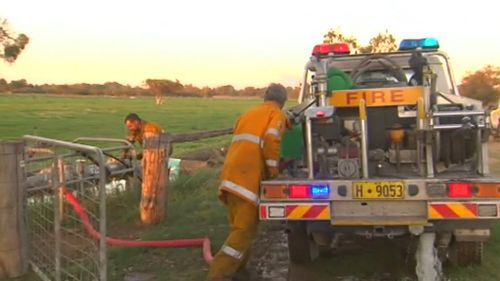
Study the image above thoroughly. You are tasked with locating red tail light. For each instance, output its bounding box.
[447,182,473,197]
[289,184,310,198]
[260,206,267,219]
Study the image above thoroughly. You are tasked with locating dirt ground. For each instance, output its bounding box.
[247,224,417,281]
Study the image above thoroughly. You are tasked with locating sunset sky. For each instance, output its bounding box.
[2,0,500,89]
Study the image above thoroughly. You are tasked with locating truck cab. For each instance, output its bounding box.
[258,38,500,275]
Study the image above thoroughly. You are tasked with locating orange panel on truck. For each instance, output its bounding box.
[330,86,424,107]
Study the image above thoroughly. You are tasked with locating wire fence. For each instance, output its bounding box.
[24,136,138,281]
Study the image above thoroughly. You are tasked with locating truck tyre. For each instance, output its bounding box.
[287,221,319,264]
[448,241,483,267]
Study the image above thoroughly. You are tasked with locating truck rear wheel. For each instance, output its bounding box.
[287,221,319,264]
[448,241,483,267]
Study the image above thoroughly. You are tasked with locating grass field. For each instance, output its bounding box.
[0,93,264,156]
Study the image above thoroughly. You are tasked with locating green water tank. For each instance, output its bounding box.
[327,67,354,92]
[280,123,304,160]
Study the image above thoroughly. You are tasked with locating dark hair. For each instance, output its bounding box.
[264,83,288,106]
[124,113,141,123]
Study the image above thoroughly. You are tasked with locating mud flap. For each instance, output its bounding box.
[287,221,319,264]
[448,241,483,267]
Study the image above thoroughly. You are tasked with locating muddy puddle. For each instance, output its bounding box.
[247,223,437,281]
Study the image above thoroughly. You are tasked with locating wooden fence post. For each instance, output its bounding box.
[140,133,169,225]
[0,141,28,278]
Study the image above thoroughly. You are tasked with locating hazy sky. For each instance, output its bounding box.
[2,0,500,89]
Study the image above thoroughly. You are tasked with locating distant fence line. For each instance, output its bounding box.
[168,128,232,143]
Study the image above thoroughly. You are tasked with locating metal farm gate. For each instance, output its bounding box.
[24,135,137,281]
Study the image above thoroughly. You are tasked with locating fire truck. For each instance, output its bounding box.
[258,38,500,276]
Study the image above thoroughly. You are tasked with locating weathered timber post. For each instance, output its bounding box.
[136,128,233,224]
[140,133,169,225]
[0,141,28,278]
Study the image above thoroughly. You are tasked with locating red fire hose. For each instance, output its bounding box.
[63,188,214,264]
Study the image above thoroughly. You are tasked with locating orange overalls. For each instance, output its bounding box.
[127,120,163,145]
[207,101,287,281]
[128,121,167,224]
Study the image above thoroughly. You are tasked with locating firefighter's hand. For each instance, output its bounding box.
[121,148,131,160]
[122,150,142,161]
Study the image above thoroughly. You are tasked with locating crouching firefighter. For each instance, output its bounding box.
[123,113,170,225]
[207,83,289,281]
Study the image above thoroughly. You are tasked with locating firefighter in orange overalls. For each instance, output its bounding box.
[207,84,289,281]
[124,113,164,147]
[124,113,168,224]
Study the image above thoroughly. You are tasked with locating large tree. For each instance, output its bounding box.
[459,65,500,107]
[1,18,29,63]
[323,28,360,53]
[323,28,397,54]
[144,79,183,105]
[359,31,398,54]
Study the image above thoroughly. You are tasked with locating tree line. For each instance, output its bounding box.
[0,78,302,99]
[1,19,300,99]
[1,19,499,106]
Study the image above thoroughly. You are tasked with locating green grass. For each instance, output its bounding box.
[0,93,262,156]
[106,169,227,281]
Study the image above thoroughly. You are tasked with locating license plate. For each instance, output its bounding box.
[352,181,405,199]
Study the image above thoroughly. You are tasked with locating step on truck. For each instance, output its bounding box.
[258,38,500,279]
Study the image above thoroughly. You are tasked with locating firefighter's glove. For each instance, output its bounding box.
[121,148,132,160]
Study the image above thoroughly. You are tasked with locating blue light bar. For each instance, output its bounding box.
[311,184,330,199]
[399,38,439,50]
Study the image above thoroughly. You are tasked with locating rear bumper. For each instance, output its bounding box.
[259,200,500,226]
